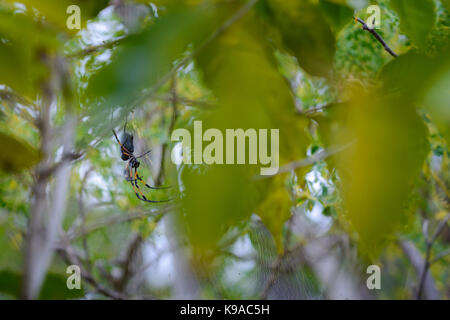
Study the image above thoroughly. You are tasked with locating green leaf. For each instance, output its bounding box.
[0,131,41,173]
[266,0,336,77]
[422,63,450,142]
[390,0,436,49]
[379,49,450,142]
[379,52,437,96]
[319,90,429,254]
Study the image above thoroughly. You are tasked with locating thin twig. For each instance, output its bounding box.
[0,89,39,125]
[259,257,281,300]
[78,168,94,272]
[156,76,178,186]
[58,235,127,299]
[430,214,450,245]
[430,170,450,199]
[416,214,449,299]
[66,205,176,241]
[37,152,83,180]
[259,242,309,299]
[255,142,353,180]
[296,103,334,116]
[66,36,127,59]
[355,17,398,57]
[398,240,440,300]
[154,93,215,109]
[116,234,143,293]
[430,248,450,265]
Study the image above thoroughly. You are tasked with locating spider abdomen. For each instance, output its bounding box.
[120,132,134,160]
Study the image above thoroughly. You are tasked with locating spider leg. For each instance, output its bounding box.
[127,164,143,199]
[134,168,170,190]
[135,150,151,159]
[132,166,171,203]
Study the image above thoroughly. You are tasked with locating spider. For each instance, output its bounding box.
[112,129,170,203]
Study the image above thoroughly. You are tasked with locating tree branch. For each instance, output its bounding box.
[22,107,77,299]
[155,76,178,186]
[57,236,127,300]
[66,205,176,241]
[355,17,398,58]
[296,103,334,116]
[155,93,215,109]
[0,88,39,125]
[77,168,94,272]
[431,248,450,265]
[66,36,127,59]
[255,142,353,180]
[409,214,449,299]
[398,240,440,300]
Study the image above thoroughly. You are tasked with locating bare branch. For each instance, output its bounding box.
[296,103,334,116]
[0,88,39,125]
[78,168,94,272]
[57,236,127,300]
[155,93,215,109]
[22,108,77,299]
[431,248,450,265]
[155,76,178,186]
[255,142,353,180]
[116,234,143,293]
[398,240,440,300]
[66,205,176,241]
[430,214,450,245]
[430,169,450,199]
[66,36,127,59]
[355,17,398,58]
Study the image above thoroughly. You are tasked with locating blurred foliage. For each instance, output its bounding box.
[266,0,336,77]
[0,131,41,173]
[390,0,436,49]
[320,89,429,254]
[0,270,85,299]
[0,0,448,299]
[84,5,218,141]
[2,0,110,32]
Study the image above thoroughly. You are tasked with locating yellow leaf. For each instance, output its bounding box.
[0,131,41,173]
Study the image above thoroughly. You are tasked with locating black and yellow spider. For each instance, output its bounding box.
[112,129,170,203]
